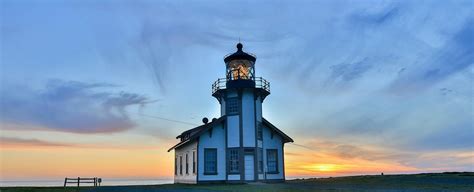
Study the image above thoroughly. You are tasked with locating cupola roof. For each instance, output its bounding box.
[223,43,256,63]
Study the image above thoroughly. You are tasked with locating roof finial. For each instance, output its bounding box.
[237,37,243,51]
[236,42,243,51]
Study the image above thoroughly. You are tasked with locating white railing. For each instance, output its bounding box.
[212,78,227,94]
[212,77,270,95]
[255,77,270,93]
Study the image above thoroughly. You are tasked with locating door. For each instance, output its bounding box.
[244,155,254,181]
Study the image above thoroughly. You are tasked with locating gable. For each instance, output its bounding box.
[262,118,294,143]
[168,116,292,152]
[168,116,226,152]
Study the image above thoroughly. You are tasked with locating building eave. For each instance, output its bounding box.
[262,117,294,143]
[167,140,192,152]
[167,116,226,152]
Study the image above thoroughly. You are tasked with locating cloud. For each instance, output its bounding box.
[350,3,400,26]
[301,140,416,163]
[405,151,474,171]
[0,136,74,148]
[290,139,473,173]
[285,152,304,157]
[328,58,373,83]
[411,121,474,151]
[119,3,239,96]
[0,136,163,150]
[0,80,153,134]
[389,18,474,92]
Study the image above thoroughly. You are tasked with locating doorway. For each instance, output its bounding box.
[244,155,254,181]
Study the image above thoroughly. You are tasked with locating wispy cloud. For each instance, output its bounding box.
[390,18,474,92]
[0,80,153,134]
[0,136,74,148]
[300,140,416,163]
[0,136,163,150]
[349,3,400,26]
[286,139,473,176]
[328,58,373,83]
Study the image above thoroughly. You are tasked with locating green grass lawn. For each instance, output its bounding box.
[2,172,473,192]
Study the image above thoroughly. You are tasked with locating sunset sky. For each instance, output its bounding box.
[1,0,473,181]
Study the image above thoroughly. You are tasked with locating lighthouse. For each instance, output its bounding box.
[169,43,293,184]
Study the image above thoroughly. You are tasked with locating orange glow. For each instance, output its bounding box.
[0,146,174,180]
[281,140,429,178]
[306,164,339,172]
[2,134,471,181]
[228,60,252,80]
[231,65,249,79]
[0,144,418,180]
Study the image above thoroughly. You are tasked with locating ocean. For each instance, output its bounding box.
[0,178,174,187]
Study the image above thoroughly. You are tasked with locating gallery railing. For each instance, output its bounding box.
[212,77,270,95]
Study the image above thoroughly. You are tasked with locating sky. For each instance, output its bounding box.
[1,0,473,181]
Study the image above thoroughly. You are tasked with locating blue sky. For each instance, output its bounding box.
[1,0,473,179]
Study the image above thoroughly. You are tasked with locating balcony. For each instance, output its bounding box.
[212,77,270,96]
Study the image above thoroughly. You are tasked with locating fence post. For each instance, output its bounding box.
[64,178,67,187]
[77,177,80,187]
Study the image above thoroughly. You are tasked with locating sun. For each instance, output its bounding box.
[311,164,338,172]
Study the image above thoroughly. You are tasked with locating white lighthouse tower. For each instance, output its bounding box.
[169,43,293,184]
[212,43,271,181]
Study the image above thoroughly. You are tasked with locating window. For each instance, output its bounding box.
[258,148,263,173]
[228,148,239,174]
[227,60,254,80]
[257,123,263,140]
[204,148,217,174]
[179,156,183,175]
[226,98,239,115]
[266,149,278,173]
[174,157,177,175]
[186,153,189,174]
[193,151,196,174]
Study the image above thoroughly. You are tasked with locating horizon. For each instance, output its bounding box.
[1,0,473,184]
[2,171,470,183]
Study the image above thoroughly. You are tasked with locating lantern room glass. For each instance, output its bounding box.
[226,59,255,81]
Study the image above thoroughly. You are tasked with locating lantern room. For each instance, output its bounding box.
[212,43,270,102]
[224,43,256,81]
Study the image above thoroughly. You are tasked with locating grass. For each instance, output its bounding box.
[1,172,473,192]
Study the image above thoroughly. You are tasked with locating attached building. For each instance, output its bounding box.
[168,43,293,183]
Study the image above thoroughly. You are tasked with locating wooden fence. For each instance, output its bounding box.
[64,177,101,187]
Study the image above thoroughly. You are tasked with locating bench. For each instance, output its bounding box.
[64,177,101,187]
